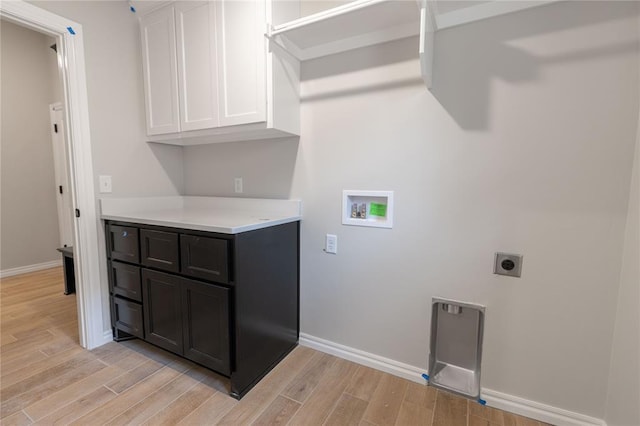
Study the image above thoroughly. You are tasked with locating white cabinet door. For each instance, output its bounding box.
[216,0,266,127]
[140,6,180,135]
[175,1,219,132]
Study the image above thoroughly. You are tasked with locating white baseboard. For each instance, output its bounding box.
[299,333,606,426]
[300,333,426,384]
[101,330,114,346]
[0,260,62,279]
[483,389,606,426]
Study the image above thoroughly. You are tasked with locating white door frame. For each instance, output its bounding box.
[1,1,108,349]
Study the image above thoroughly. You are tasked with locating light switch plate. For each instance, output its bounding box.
[99,175,112,193]
[234,177,243,193]
[325,234,337,254]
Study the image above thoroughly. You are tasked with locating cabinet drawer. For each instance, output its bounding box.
[109,261,142,302]
[141,229,179,272]
[108,225,139,263]
[180,235,229,283]
[112,296,144,339]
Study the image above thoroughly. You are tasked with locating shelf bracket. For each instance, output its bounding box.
[264,24,304,62]
[419,0,436,89]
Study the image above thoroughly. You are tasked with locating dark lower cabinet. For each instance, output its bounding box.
[142,269,183,354]
[182,278,230,375]
[106,220,299,400]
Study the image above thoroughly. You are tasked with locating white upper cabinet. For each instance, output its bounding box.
[175,1,219,132]
[140,6,180,135]
[139,0,300,145]
[216,0,266,127]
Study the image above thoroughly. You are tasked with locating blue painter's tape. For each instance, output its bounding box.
[130,6,136,12]
[477,398,486,405]
[421,373,429,381]
[66,27,75,35]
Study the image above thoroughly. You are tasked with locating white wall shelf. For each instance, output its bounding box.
[268,0,421,61]
[268,0,560,90]
[342,190,394,229]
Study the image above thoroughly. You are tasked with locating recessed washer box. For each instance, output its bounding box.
[429,297,485,399]
[342,190,393,228]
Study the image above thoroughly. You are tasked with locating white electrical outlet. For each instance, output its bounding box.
[234,177,243,193]
[99,175,112,193]
[325,234,337,254]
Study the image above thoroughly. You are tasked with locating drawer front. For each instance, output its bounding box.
[108,225,139,263]
[112,296,144,339]
[140,229,179,272]
[180,235,229,283]
[109,261,142,302]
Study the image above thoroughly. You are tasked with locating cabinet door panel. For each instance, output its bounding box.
[175,1,219,131]
[182,278,230,375]
[141,5,180,135]
[180,235,229,283]
[216,0,266,126]
[109,261,142,302]
[108,225,139,264]
[142,269,183,354]
[140,229,179,272]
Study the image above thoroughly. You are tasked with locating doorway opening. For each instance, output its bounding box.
[1,2,107,349]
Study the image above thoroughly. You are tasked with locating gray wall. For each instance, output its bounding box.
[183,1,639,419]
[30,1,185,197]
[605,88,640,425]
[1,20,62,271]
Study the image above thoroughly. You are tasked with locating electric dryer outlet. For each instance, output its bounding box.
[494,252,523,277]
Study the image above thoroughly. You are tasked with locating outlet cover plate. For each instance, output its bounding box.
[99,175,112,193]
[234,177,243,193]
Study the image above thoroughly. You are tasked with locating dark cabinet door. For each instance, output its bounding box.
[181,278,230,375]
[109,261,142,302]
[112,296,144,338]
[141,229,179,272]
[142,269,183,354]
[108,225,139,264]
[180,235,229,283]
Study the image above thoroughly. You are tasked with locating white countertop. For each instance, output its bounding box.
[100,196,302,234]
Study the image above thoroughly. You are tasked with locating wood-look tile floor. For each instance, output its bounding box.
[1,267,551,426]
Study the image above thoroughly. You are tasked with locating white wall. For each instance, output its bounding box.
[605,67,640,426]
[183,1,639,420]
[1,20,62,271]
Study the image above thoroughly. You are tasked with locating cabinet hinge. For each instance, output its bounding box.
[75,209,80,218]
